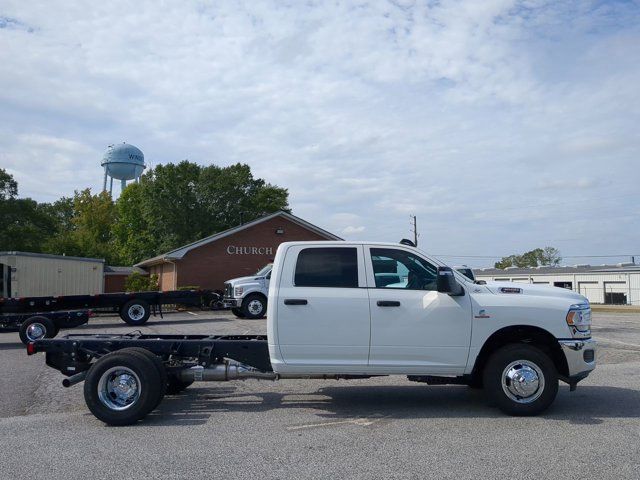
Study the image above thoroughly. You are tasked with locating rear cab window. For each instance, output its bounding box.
[294,247,359,288]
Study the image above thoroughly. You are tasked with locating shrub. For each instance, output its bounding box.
[124,272,159,292]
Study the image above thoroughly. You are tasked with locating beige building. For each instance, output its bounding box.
[0,252,104,298]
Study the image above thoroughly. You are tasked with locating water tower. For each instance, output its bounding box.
[101,143,146,195]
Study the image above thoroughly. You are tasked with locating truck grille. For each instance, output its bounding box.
[224,283,233,298]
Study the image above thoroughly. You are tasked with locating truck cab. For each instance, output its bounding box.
[267,241,596,413]
[224,264,272,319]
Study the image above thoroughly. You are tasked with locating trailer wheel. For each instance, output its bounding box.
[166,376,193,395]
[19,316,56,345]
[84,350,163,426]
[118,347,168,408]
[241,293,267,319]
[120,299,151,325]
[231,307,245,318]
[483,344,558,416]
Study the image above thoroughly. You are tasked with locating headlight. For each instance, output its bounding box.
[234,287,244,297]
[566,303,591,333]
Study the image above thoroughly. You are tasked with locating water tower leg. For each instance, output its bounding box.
[103,168,108,192]
[109,177,113,195]
[121,179,127,192]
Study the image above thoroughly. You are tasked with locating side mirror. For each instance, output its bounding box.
[437,266,465,296]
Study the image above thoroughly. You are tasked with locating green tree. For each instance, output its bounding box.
[0,198,58,251]
[113,182,158,264]
[0,169,59,252]
[114,161,289,264]
[0,168,18,200]
[495,247,562,269]
[47,189,123,264]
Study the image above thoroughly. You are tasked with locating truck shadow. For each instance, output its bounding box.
[145,383,640,427]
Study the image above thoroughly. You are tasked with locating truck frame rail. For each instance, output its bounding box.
[30,333,272,374]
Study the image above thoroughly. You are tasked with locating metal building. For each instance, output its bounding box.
[474,264,640,306]
[0,252,104,298]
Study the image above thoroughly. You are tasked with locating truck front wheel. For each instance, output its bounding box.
[231,307,245,318]
[483,344,558,416]
[120,299,151,325]
[83,350,163,426]
[19,316,56,344]
[241,294,267,319]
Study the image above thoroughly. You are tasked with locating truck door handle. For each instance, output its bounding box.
[284,299,308,305]
[377,300,401,307]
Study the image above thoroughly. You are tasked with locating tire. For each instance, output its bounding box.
[483,344,558,416]
[467,376,483,390]
[19,316,56,345]
[83,350,163,426]
[119,347,168,408]
[166,376,193,395]
[231,307,245,318]
[241,293,267,319]
[119,299,151,326]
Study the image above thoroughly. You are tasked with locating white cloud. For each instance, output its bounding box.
[1,0,639,265]
[342,226,366,236]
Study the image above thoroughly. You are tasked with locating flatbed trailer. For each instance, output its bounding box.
[0,289,220,326]
[1,309,92,344]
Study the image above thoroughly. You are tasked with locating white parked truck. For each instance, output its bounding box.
[223,264,272,319]
[28,241,596,425]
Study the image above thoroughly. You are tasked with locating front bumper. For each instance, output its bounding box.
[223,297,239,308]
[558,338,597,384]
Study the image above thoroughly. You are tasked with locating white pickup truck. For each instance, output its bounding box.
[223,264,272,319]
[28,241,596,425]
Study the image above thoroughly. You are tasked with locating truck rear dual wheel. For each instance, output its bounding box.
[84,349,164,426]
[241,293,267,319]
[19,316,56,345]
[119,299,151,326]
[483,344,558,416]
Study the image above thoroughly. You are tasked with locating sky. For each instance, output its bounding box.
[1,0,639,267]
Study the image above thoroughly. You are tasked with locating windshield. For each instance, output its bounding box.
[255,264,273,276]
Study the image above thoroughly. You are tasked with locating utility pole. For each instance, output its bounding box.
[410,215,419,247]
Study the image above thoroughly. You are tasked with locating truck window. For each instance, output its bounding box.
[294,248,358,288]
[370,248,437,291]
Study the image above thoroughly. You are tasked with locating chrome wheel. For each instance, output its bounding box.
[127,304,145,322]
[97,367,141,411]
[501,360,545,404]
[26,323,46,341]
[247,299,264,316]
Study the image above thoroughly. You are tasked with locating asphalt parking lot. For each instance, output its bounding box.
[1,310,639,480]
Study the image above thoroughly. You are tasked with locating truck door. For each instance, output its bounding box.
[275,245,370,369]
[365,246,472,374]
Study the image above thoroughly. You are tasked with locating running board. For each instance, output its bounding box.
[407,375,467,385]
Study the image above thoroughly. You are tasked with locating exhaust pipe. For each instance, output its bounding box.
[62,371,87,387]
[180,362,277,382]
[179,362,376,382]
